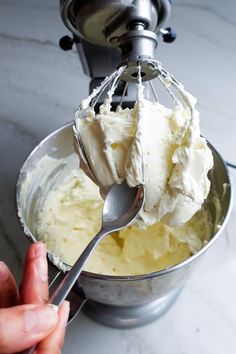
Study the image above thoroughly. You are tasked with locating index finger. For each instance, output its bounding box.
[20,242,49,305]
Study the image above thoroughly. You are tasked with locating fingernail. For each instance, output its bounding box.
[0,262,10,281]
[34,242,46,258]
[62,301,70,323]
[24,305,58,334]
[48,304,59,312]
[35,256,48,282]
[63,300,70,311]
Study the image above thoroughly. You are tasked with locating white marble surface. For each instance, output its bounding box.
[0,0,236,353]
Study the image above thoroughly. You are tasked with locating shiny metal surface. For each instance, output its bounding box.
[83,287,182,328]
[60,0,171,46]
[59,0,171,80]
[16,123,232,328]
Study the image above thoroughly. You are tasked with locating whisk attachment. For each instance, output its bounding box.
[73,57,214,228]
[73,58,194,188]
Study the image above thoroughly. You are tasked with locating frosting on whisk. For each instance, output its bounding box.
[73,62,213,227]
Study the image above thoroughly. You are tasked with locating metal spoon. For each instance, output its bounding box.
[23,181,144,354]
[50,181,144,306]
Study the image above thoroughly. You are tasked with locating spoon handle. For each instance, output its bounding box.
[21,228,107,354]
[50,228,107,306]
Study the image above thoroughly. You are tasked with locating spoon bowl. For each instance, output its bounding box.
[103,182,144,226]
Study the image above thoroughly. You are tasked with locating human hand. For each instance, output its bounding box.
[0,242,70,354]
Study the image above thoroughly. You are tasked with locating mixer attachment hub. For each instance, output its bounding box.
[117,29,158,70]
[120,59,160,82]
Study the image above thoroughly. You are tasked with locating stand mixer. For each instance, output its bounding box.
[15,0,232,330]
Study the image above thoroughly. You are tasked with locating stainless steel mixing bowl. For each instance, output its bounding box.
[16,123,232,328]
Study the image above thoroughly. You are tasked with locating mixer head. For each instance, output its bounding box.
[59,0,176,83]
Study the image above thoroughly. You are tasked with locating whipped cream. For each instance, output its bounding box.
[36,168,212,275]
[74,78,213,227]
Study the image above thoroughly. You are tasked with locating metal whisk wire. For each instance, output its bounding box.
[117,81,128,109]
[90,66,126,110]
[149,80,159,102]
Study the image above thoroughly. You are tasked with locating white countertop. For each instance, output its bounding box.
[0,1,236,353]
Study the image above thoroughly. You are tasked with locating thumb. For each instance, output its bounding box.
[0,304,58,353]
